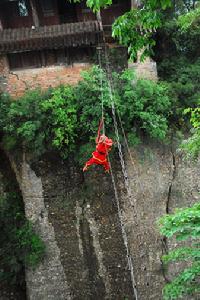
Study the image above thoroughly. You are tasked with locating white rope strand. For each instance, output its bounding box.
[103,41,139,300]
[97,46,106,136]
[108,157,138,300]
[97,14,139,300]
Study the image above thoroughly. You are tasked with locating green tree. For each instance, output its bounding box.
[0,192,45,285]
[0,66,172,163]
[70,0,173,60]
[2,89,50,156]
[182,106,200,158]
[158,202,200,299]
[42,86,78,158]
[1,87,78,159]
[114,69,171,139]
[178,5,200,31]
[154,1,200,131]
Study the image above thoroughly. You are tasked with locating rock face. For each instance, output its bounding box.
[121,142,199,300]
[8,153,72,300]
[31,155,135,300]
[2,141,199,300]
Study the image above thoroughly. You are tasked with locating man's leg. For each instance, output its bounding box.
[103,160,110,172]
[83,157,95,171]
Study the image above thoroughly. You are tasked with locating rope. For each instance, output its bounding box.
[108,71,139,300]
[108,158,138,300]
[96,16,139,300]
[97,46,105,136]
[103,43,139,216]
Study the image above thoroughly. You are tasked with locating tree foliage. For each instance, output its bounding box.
[42,86,78,158]
[0,66,171,162]
[112,0,173,60]
[178,5,200,31]
[112,8,161,61]
[158,202,200,299]
[181,106,200,158]
[2,89,50,155]
[114,69,171,139]
[154,1,200,141]
[68,0,173,60]
[0,192,45,285]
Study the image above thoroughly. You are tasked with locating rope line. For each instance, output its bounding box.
[108,158,138,300]
[103,43,139,217]
[97,46,105,136]
[107,71,139,300]
[96,17,139,300]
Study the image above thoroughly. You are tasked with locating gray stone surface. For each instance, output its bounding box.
[8,153,71,300]
[3,142,199,300]
[120,142,199,300]
[34,157,135,300]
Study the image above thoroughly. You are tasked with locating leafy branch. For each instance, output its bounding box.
[158,202,200,299]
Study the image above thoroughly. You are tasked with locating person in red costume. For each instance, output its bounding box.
[83,119,113,173]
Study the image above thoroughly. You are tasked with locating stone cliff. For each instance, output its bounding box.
[0,140,199,300]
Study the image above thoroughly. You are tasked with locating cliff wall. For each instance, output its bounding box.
[1,141,199,300]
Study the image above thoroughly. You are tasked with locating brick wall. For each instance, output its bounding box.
[0,54,90,98]
[0,52,158,98]
[0,55,9,74]
[0,55,9,93]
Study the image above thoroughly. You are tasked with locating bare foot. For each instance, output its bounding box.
[83,166,88,172]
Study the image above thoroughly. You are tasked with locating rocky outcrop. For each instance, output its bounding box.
[121,142,199,300]
[32,155,135,300]
[8,153,72,300]
[2,141,199,300]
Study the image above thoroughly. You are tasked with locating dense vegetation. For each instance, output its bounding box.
[72,0,173,60]
[70,0,200,158]
[0,67,172,162]
[0,190,45,286]
[154,0,200,158]
[158,203,200,299]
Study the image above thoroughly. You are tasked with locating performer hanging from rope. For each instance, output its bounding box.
[83,119,113,173]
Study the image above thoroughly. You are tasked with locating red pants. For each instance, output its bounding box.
[85,154,110,171]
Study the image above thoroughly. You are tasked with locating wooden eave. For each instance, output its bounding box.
[0,21,102,53]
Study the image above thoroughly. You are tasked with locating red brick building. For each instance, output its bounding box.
[0,0,130,97]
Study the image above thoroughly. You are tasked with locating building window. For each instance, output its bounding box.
[7,48,93,70]
[40,0,55,16]
[8,50,66,70]
[8,51,42,70]
[18,0,29,16]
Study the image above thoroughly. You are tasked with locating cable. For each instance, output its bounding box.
[97,46,105,136]
[96,15,139,300]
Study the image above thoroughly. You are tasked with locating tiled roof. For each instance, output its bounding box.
[0,21,102,53]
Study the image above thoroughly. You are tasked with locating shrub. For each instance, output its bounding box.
[158,202,200,300]
[42,86,78,158]
[181,106,200,158]
[0,66,172,163]
[2,89,49,156]
[74,65,113,138]
[0,192,45,284]
[116,69,171,140]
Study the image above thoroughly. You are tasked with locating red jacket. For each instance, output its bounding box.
[92,135,113,162]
